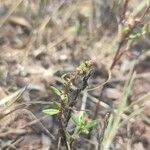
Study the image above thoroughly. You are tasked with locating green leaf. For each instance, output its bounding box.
[60,94,68,102]
[84,120,97,129]
[82,128,89,134]
[61,73,68,82]
[50,86,62,96]
[0,87,26,111]
[52,101,61,110]
[80,112,87,122]
[142,24,150,36]
[71,114,80,126]
[129,32,141,39]
[65,131,71,141]
[43,109,60,115]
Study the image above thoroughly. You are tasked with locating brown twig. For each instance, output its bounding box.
[57,103,70,150]
[56,70,92,149]
[110,40,124,70]
[65,70,93,128]
[122,0,130,20]
[110,4,150,70]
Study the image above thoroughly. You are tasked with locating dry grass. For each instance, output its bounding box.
[0,0,150,149]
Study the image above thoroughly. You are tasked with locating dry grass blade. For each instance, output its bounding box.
[80,90,88,116]
[0,0,24,28]
[132,1,149,17]
[0,87,26,112]
[101,64,135,150]
[8,16,32,30]
[119,107,144,128]
[125,92,150,112]
[0,128,26,138]
[19,110,55,140]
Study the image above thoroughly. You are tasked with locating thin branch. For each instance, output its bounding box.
[110,4,150,69]
[65,70,93,127]
[57,105,70,150]
[122,0,130,20]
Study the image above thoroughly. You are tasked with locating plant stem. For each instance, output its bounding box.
[57,105,70,150]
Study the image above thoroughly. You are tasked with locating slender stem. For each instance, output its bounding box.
[110,4,150,69]
[57,105,70,150]
[122,0,130,20]
[65,70,92,127]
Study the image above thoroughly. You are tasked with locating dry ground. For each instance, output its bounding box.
[0,0,150,149]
